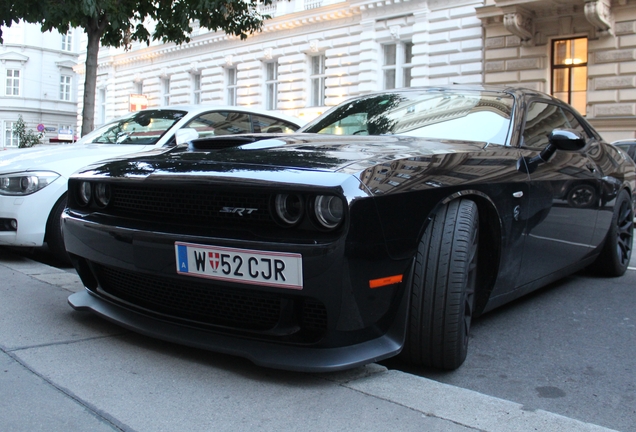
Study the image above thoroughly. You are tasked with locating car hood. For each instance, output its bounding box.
[0,143,155,177]
[84,134,487,177]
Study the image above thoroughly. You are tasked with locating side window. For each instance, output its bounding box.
[522,102,570,150]
[251,115,299,133]
[185,111,252,137]
[315,112,367,135]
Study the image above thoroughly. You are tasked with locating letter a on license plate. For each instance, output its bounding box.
[175,242,303,289]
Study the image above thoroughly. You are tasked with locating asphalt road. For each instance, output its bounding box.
[381,265,636,432]
[9,244,636,432]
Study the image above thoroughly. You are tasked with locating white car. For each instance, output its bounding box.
[0,106,303,260]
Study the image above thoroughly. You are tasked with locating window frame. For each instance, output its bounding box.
[310,54,327,107]
[5,69,21,97]
[382,41,413,90]
[3,121,19,147]
[192,73,202,104]
[162,76,171,106]
[60,75,72,101]
[226,67,238,106]
[551,37,588,115]
[61,31,73,51]
[264,61,279,110]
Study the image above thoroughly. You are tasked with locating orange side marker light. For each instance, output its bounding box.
[369,274,403,289]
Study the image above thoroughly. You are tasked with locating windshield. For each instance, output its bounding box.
[79,110,187,145]
[302,90,514,145]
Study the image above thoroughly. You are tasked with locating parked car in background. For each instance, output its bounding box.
[0,106,302,260]
[613,139,636,162]
[63,86,634,372]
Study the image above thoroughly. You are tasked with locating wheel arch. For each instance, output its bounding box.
[44,192,67,242]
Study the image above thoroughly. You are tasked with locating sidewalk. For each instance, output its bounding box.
[0,249,618,432]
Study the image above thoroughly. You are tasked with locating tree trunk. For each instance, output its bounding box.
[81,20,103,137]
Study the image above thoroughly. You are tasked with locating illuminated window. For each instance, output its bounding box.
[552,37,588,115]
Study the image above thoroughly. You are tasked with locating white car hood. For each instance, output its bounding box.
[0,143,156,177]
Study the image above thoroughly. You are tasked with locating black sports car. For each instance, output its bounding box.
[63,86,635,372]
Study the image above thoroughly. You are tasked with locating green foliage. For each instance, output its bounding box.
[1,0,270,136]
[14,115,44,148]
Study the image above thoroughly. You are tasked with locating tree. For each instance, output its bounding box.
[0,0,268,137]
[14,115,44,147]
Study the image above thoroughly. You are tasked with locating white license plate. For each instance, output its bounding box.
[175,242,303,290]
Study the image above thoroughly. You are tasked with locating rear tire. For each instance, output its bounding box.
[589,190,633,277]
[45,195,70,264]
[402,199,479,370]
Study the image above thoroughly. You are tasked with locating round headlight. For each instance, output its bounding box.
[94,183,111,207]
[274,194,304,225]
[78,182,92,206]
[314,195,344,229]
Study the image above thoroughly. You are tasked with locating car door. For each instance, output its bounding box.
[515,100,602,287]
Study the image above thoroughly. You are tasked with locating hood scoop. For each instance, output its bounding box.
[188,136,258,151]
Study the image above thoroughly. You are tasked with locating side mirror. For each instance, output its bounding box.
[175,128,199,145]
[518,129,586,174]
[548,129,586,151]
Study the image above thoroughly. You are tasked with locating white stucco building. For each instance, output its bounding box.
[1,22,82,147]
[72,0,636,142]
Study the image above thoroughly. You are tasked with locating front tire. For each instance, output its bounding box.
[589,189,633,277]
[402,199,479,370]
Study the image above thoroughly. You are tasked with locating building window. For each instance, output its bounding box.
[310,54,326,107]
[265,61,278,110]
[61,32,72,51]
[227,67,238,106]
[5,69,20,96]
[191,73,202,104]
[162,77,171,105]
[552,37,588,115]
[383,42,413,90]
[135,81,143,95]
[3,122,18,147]
[60,75,72,101]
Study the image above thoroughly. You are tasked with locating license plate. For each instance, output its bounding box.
[175,242,303,290]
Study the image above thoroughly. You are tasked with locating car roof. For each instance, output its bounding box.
[142,105,305,126]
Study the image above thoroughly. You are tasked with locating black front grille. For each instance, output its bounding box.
[109,184,274,227]
[92,264,328,339]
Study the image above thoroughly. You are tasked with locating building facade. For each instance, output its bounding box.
[79,0,635,141]
[1,22,81,147]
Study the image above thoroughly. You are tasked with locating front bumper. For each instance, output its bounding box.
[0,181,66,247]
[68,288,407,372]
[63,214,412,372]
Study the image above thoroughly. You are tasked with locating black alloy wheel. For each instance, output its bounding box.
[402,199,479,370]
[590,189,633,277]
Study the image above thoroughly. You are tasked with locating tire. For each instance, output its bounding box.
[589,189,633,277]
[45,195,71,264]
[402,199,479,370]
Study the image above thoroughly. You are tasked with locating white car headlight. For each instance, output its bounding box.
[0,171,60,196]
